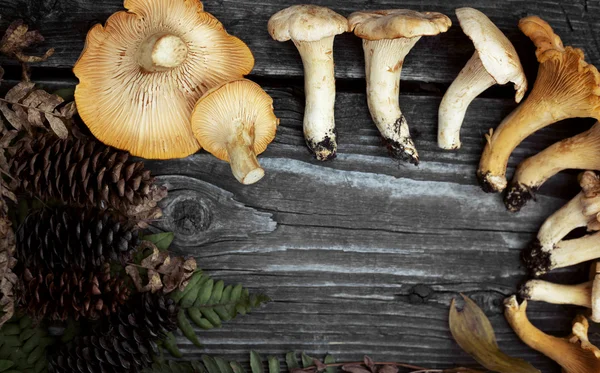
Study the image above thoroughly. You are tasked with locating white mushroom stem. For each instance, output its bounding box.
[363,37,420,164]
[137,33,189,72]
[549,231,600,271]
[538,192,589,250]
[294,37,338,161]
[438,52,497,150]
[522,279,592,308]
[226,124,265,185]
[592,266,600,322]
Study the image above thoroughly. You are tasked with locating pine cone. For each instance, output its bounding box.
[0,194,17,327]
[21,263,130,321]
[49,292,178,373]
[17,206,139,271]
[10,134,167,224]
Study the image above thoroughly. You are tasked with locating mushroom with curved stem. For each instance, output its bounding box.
[191,79,279,185]
[523,171,600,276]
[73,0,254,159]
[505,296,600,373]
[505,122,600,212]
[477,16,600,193]
[349,10,451,164]
[438,8,527,150]
[520,262,600,322]
[268,5,348,161]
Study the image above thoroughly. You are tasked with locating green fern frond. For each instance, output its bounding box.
[0,314,53,373]
[169,272,270,352]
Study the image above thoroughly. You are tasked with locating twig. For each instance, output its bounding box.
[293,362,434,372]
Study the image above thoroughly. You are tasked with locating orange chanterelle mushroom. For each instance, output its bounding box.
[73,0,254,159]
[191,79,279,185]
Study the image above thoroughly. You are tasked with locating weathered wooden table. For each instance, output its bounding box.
[2,0,600,371]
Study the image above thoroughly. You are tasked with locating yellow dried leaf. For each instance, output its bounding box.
[449,294,540,373]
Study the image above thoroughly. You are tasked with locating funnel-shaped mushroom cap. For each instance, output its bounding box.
[268,5,348,42]
[349,9,451,40]
[74,0,255,160]
[456,7,527,102]
[191,79,279,184]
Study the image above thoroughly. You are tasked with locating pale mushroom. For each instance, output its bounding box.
[268,5,348,161]
[478,16,600,193]
[191,79,279,185]
[438,7,527,150]
[74,0,254,159]
[349,10,451,164]
[524,171,600,276]
[521,262,600,322]
[505,122,600,212]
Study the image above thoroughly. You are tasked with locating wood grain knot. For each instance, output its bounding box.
[170,198,212,234]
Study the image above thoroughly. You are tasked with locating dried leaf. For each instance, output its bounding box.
[449,294,540,373]
[363,357,375,373]
[0,82,73,137]
[376,366,397,373]
[341,365,370,373]
[443,369,486,373]
[0,20,54,64]
[125,241,197,294]
[313,359,327,372]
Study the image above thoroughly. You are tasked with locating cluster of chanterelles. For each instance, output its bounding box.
[468,16,600,207]
[504,171,600,372]
[74,0,279,185]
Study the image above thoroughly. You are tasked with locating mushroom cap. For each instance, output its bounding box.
[268,5,349,42]
[456,7,527,101]
[191,79,279,162]
[74,0,255,159]
[348,9,451,40]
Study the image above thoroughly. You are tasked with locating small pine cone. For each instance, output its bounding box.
[17,206,139,271]
[49,293,177,373]
[10,134,167,223]
[21,264,130,321]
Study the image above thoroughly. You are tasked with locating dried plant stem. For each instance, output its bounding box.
[295,362,435,372]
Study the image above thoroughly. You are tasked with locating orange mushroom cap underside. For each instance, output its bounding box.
[74,0,255,159]
[191,79,278,162]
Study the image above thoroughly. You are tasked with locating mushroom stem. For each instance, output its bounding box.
[548,231,600,272]
[478,93,559,192]
[522,192,591,276]
[504,296,600,373]
[137,33,189,72]
[294,37,338,161]
[505,122,600,212]
[438,52,497,150]
[538,192,589,249]
[226,126,265,185]
[363,37,420,164]
[520,279,592,308]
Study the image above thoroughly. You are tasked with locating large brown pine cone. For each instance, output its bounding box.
[49,292,178,373]
[10,134,167,224]
[21,263,130,321]
[17,206,138,271]
[0,196,17,327]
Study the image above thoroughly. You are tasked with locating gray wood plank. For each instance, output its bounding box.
[0,0,599,83]
[137,88,598,372]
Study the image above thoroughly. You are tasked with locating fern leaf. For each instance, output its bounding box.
[250,351,264,373]
[170,273,269,353]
